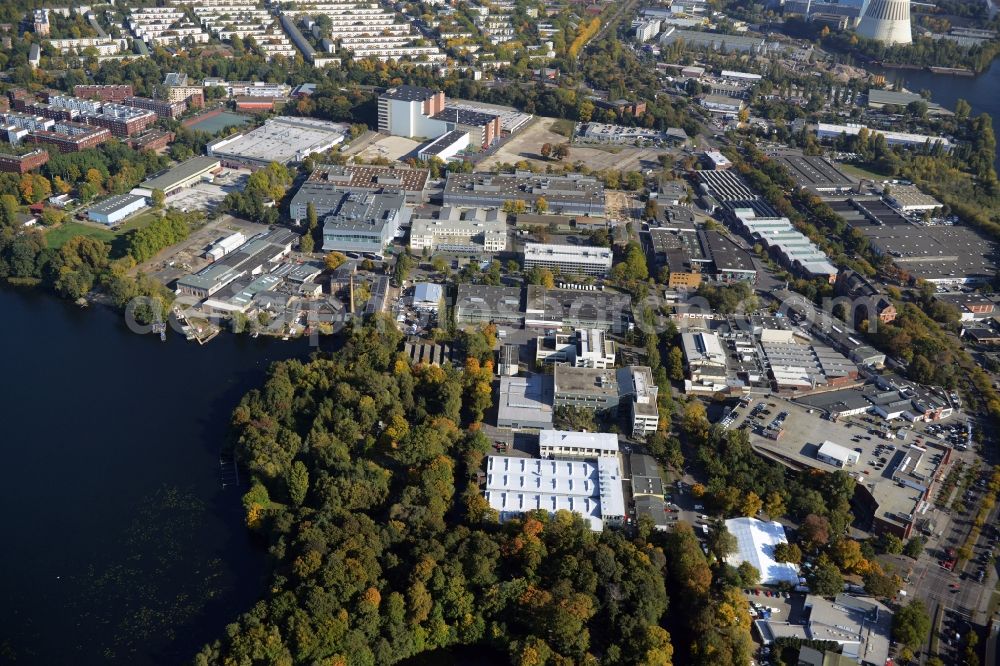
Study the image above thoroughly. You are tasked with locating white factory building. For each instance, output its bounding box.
[725,517,801,585]
[815,440,861,468]
[377,85,448,138]
[483,455,626,531]
[815,123,952,152]
[538,429,619,459]
[86,193,148,226]
[522,243,613,276]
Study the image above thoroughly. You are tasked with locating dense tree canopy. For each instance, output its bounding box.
[197,319,675,665]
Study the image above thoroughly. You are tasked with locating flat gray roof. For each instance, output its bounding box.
[88,193,146,215]
[141,156,221,191]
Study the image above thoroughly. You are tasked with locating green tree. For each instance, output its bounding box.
[324,251,347,270]
[809,555,844,597]
[287,460,309,506]
[666,346,684,381]
[393,252,414,286]
[903,536,925,559]
[892,600,931,650]
[151,188,165,209]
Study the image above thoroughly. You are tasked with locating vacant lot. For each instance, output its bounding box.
[476,116,672,173]
[347,135,420,162]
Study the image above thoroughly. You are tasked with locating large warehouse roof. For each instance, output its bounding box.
[724,517,800,585]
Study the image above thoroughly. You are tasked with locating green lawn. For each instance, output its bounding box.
[551,118,576,137]
[44,211,159,250]
[44,222,117,249]
[840,162,890,181]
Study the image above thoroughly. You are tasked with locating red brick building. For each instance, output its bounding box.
[74,84,134,103]
[83,105,157,138]
[0,148,49,173]
[124,96,186,119]
[128,129,174,152]
[29,124,110,152]
[234,96,281,112]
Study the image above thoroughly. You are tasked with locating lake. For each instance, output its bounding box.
[0,287,316,664]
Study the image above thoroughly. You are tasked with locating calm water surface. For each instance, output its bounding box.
[0,287,315,664]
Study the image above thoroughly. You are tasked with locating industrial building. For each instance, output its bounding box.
[430,107,501,150]
[553,366,625,412]
[815,440,861,467]
[659,28,773,54]
[681,331,730,394]
[731,209,838,282]
[883,183,942,212]
[497,373,554,429]
[409,206,508,254]
[444,171,606,216]
[377,85,447,138]
[207,117,349,168]
[631,454,669,531]
[538,430,619,459]
[454,284,524,326]
[867,88,947,114]
[290,165,430,218]
[815,123,950,151]
[757,594,892,666]
[700,94,745,116]
[416,130,470,161]
[86,193,148,226]
[483,455,625,531]
[535,329,617,369]
[376,86,501,149]
[724,517,800,585]
[411,282,444,312]
[205,232,248,262]
[320,190,410,255]
[522,243,613,276]
[175,229,297,299]
[135,156,221,196]
[524,285,632,333]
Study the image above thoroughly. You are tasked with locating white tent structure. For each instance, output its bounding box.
[724,517,800,585]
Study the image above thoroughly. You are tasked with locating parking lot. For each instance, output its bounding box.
[732,398,910,477]
[163,168,250,214]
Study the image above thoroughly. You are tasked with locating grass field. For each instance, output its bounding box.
[551,119,576,137]
[45,211,159,249]
[45,222,116,249]
[839,162,890,181]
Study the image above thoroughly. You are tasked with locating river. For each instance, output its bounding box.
[0,287,316,664]
[876,56,1000,169]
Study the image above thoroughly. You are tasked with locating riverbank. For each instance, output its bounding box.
[0,286,322,664]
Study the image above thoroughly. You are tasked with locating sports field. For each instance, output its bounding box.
[185,111,252,135]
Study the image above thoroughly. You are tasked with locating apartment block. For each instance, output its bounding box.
[73,85,134,103]
[0,149,49,173]
[124,96,187,120]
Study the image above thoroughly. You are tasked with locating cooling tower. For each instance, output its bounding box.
[855,0,912,44]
